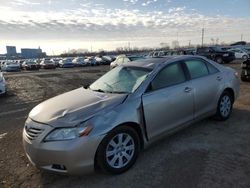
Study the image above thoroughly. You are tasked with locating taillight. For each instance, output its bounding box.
[234,72,239,78]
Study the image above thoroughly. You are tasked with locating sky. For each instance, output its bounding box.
[0,0,250,55]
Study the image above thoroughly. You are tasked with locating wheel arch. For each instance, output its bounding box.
[94,122,144,171]
[223,87,235,103]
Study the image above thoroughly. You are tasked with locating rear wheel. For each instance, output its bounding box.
[215,91,233,121]
[215,56,223,64]
[96,126,140,174]
[242,55,248,60]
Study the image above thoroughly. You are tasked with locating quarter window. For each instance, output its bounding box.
[206,62,219,74]
[185,60,209,79]
[151,63,186,90]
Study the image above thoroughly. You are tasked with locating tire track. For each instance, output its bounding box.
[197,152,250,188]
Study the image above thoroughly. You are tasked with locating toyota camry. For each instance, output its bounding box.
[23,56,240,175]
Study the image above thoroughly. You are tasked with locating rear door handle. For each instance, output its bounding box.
[184,87,192,93]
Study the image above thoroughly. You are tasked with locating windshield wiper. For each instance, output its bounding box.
[92,89,106,93]
[108,91,130,94]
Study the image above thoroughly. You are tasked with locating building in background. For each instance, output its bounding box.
[6,46,17,58]
[21,47,46,59]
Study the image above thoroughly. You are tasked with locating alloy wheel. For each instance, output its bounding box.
[106,133,135,169]
[219,95,232,118]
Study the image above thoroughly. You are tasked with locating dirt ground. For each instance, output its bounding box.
[0,63,250,188]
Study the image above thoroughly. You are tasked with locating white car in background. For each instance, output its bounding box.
[228,48,249,60]
[0,72,6,95]
[1,61,21,72]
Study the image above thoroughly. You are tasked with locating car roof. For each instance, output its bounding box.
[123,55,199,69]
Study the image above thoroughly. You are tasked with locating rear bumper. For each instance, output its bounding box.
[61,64,74,68]
[5,67,20,72]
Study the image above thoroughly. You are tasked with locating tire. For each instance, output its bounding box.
[242,55,248,60]
[215,91,233,121]
[215,56,223,64]
[96,126,140,174]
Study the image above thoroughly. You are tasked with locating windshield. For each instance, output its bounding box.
[211,47,224,52]
[89,66,151,93]
[128,56,143,61]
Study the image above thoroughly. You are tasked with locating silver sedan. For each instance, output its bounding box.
[23,56,240,175]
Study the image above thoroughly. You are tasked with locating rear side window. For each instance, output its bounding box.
[185,60,209,79]
[206,62,219,74]
[151,63,186,90]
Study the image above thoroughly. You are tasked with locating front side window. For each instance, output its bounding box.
[185,60,209,79]
[151,63,186,90]
[90,66,151,93]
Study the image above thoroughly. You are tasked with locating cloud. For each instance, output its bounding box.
[10,0,40,6]
[0,3,249,49]
[123,0,138,5]
[142,0,157,6]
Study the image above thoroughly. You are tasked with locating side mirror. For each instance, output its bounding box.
[83,83,90,89]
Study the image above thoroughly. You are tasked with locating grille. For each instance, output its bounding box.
[25,126,44,140]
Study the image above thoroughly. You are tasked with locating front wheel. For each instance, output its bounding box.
[96,126,140,174]
[215,91,233,121]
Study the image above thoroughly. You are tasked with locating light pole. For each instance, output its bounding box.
[201,28,204,47]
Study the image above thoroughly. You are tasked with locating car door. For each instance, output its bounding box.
[183,58,222,119]
[142,62,194,140]
[233,49,241,59]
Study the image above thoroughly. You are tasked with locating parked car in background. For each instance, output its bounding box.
[110,54,144,69]
[72,57,87,67]
[196,46,235,64]
[1,61,21,72]
[241,58,250,82]
[0,61,5,70]
[52,58,61,67]
[228,48,249,60]
[40,59,56,69]
[23,56,239,175]
[22,61,40,70]
[87,57,97,66]
[102,56,113,65]
[59,58,75,68]
[0,72,6,95]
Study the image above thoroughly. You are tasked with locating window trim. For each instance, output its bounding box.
[145,61,188,93]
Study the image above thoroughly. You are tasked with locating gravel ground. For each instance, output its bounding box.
[0,63,250,188]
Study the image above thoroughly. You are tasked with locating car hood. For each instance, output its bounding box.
[29,87,127,127]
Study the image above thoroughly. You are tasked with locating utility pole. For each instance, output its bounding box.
[201,28,204,47]
[241,34,243,41]
[188,40,191,47]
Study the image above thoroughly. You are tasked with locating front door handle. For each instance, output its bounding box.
[184,87,192,93]
[216,76,222,81]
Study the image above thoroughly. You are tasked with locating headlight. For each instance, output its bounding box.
[44,126,93,142]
